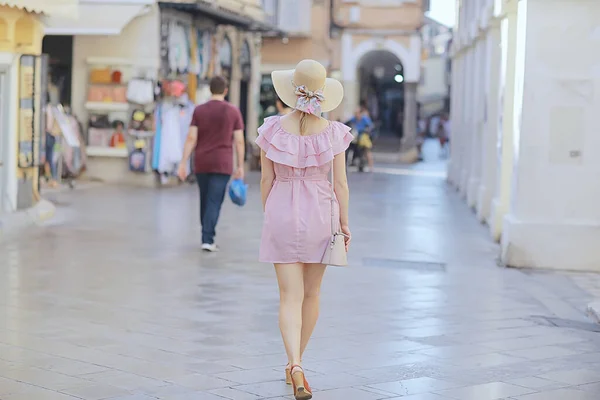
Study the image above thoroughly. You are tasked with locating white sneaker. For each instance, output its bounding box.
[201,243,219,252]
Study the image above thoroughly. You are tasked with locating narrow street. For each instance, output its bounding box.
[1,151,600,400]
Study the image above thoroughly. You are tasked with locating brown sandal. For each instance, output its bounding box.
[290,365,312,400]
[285,363,292,385]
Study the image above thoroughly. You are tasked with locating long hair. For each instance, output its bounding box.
[299,111,309,136]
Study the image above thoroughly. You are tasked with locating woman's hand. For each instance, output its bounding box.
[341,224,351,252]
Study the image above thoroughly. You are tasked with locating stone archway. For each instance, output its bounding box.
[356,50,405,137]
[341,34,421,159]
[343,36,419,83]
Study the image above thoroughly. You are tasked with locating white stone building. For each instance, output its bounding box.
[418,16,452,118]
[450,0,600,272]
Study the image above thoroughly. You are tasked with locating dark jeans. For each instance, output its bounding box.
[196,173,230,244]
[346,142,362,165]
[45,133,57,179]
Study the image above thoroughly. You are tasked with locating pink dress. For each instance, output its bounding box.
[256,116,353,264]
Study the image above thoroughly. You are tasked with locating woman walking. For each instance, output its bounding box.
[256,60,352,400]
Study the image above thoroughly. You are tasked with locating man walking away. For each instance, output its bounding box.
[178,76,245,252]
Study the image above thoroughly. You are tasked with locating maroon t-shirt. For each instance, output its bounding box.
[191,100,244,175]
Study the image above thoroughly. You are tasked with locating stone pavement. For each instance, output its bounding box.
[1,157,600,400]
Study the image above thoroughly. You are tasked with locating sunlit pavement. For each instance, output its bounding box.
[1,150,600,400]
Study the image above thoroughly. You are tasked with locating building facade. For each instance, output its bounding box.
[418,16,452,119]
[0,1,77,213]
[40,0,266,185]
[450,0,600,271]
[261,0,427,161]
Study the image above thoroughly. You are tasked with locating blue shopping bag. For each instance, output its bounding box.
[229,179,248,207]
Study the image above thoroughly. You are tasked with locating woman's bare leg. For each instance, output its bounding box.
[300,263,327,358]
[275,263,305,366]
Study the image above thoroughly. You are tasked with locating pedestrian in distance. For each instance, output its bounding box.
[178,76,245,252]
[256,59,352,400]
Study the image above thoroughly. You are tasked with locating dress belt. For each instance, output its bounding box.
[276,174,328,182]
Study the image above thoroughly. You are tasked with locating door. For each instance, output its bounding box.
[0,67,8,214]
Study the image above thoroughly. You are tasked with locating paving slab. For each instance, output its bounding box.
[0,161,599,400]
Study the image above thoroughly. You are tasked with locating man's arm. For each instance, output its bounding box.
[232,108,245,179]
[233,129,245,179]
[181,126,198,165]
[177,126,197,180]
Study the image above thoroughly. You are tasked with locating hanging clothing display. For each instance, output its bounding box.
[178,96,194,176]
[198,30,212,80]
[157,102,183,173]
[153,98,195,175]
[168,21,190,74]
[152,106,162,171]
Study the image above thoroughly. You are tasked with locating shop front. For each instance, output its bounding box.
[41,0,266,187]
[0,2,77,213]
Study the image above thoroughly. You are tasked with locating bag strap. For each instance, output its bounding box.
[330,158,336,236]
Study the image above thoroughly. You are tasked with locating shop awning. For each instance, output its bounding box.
[0,0,78,17]
[159,0,276,33]
[43,0,153,35]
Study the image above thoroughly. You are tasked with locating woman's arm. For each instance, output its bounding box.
[333,152,349,227]
[260,150,275,211]
[333,152,351,249]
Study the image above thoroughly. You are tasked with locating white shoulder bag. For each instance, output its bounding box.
[321,158,349,266]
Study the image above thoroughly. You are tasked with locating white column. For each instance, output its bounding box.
[400,82,419,162]
[448,52,462,185]
[467,36,486,207]
[501,0,600,271]
[459,46,474,196]
[477,18,502,222]
[489,0,518,241]
[449,0,467,188]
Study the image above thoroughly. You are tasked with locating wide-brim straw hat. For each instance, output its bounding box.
[272,59,343,113]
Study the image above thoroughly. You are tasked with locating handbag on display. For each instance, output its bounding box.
[127,78,155,105]
[130,109,151,131]
[129,141,147,172]
[88,128,112,147]
[112,86,127,103]
[87,85,111,102]
[88,114,111,129]
[111,70,123,84]
[321,160,349,267]
[90,68,112,84]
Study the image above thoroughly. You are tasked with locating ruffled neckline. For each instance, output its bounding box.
[255,116,353,169]
[274,116,332,139]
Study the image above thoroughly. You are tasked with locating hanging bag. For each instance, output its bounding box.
[321,159,349,266]
[229,179,248,206]
[126,78,155,105]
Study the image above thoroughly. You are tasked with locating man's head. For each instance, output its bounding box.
[210,76,229,97]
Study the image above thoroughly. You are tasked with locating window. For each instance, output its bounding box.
[262,0,279,26]
[277,0,311,34]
